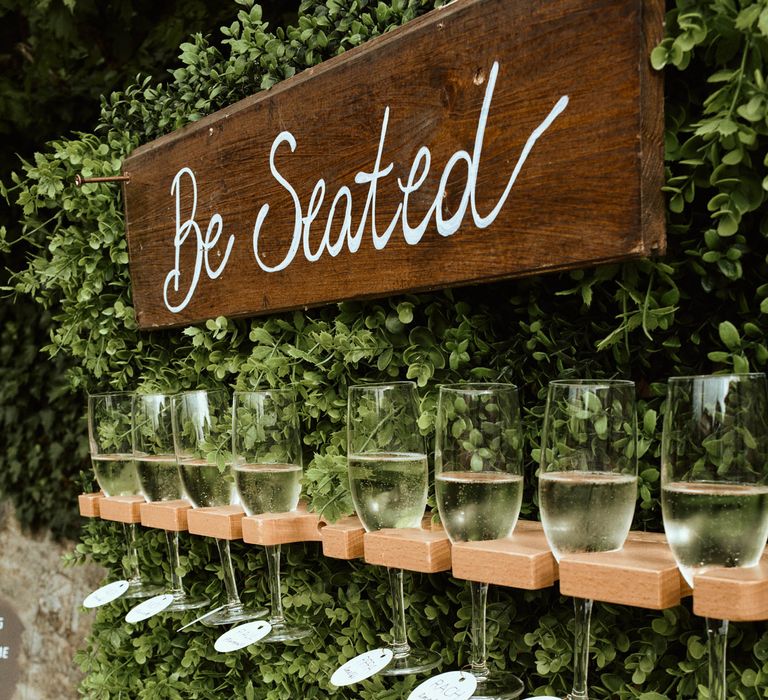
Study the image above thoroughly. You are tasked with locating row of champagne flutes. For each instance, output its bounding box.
[88,388,310,640]
[348,375,768,700]
[88,373,768,699]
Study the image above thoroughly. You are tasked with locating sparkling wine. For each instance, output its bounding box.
[235,463,302,516]
[179,459,233,508]
[436,471,523,542]
[662,481,768,586]
[348,452,428,532]
[91,454,140,497]
[136,455,183,502]
[539,471,637,560]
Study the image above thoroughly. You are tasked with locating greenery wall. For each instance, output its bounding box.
[0,0,277,537]
[4,0,768,696]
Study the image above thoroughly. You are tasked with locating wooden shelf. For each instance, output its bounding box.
[186,506,244,540]
[451,521,557,590]
[78,493,768,620]
[558,531,690,610]
[78,492,103,518]
[693,557,768,622]
[99,496,145,524]
[139,500,191,532]
[242,508,323,546]
[363,528,451,574]
[321,515,365,560]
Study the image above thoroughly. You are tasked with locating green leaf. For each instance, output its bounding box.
[718,321,740,350]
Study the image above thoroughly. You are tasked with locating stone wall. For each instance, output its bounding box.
[0,502,104,699]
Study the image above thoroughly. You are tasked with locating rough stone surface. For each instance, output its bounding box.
[0,503,104,699]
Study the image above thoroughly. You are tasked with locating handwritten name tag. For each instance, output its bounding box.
[125,594,174,623]
[407,671,478,700]
[214,621,272,652]
[83,580,129,608]
[330,648,394,686]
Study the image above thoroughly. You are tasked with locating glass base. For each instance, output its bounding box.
[471,671,525,700]
[379,648,442,676]
[200,602,268,627]
[164,591,210,613]
[123,580,164,600]
[261,621,314,644]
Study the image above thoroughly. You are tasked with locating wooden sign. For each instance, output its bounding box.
[123,0,664,329]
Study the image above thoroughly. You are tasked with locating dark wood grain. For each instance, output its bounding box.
[123,0,665,329]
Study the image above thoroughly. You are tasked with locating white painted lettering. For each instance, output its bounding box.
[166,60,568,311]
[0,646,9,660]
[252,132,302,273]
[470,62,569,228]
[163,168,235,313]
[399,146,435,245]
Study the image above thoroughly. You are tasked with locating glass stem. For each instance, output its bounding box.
[571,597,593,700]
[122,523,142,583]
[387,567,410,658]
[215,538,242,608]
[469,581,490,680]
[265,544,284,626]
[706,617,728,700]
[164,530,183,595]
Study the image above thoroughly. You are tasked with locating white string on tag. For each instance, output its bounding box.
[330,648,394,686]
[83,580,130,609]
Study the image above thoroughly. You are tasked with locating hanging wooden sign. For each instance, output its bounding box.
[122,0,664,330]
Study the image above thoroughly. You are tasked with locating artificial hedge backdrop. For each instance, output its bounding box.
[4,0,768,697]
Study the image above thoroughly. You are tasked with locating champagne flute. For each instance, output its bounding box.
[347,381,442,676]
[435,383,524,700]
[233,388,312,642]
[134,392,209,612]
[171,388,266,626]
[661,374,768,700]
[538,379,637,700]
[88,391,161,599]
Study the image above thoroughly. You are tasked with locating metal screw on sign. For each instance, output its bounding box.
[73,174,131,187]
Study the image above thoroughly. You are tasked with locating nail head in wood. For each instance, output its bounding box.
[140,500,192,532]
[363,528,452,573]
[99,496,145,524]
[186,505,244,540]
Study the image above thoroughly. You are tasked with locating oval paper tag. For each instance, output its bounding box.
[125,594,175,623]
[330,648,394,686]
[214,621,272,652]
[83,580,130,609]
[407,671,477,700]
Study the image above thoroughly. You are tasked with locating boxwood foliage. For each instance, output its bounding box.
[4,0,768,696]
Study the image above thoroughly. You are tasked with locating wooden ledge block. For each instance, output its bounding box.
[364,528,451,574]
[140,500,192,532]
[559,539,688,610]
[321,516,366,559]
[693,558,768,622]
[452,527,557,590]
[78,492,103,518]
[242,510,324,546]
[187,506,244,540]
[99,496,145,524]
